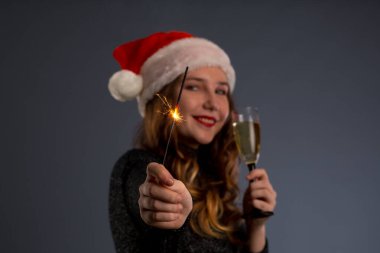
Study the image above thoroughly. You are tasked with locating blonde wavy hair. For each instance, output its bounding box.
[135,76,242,242]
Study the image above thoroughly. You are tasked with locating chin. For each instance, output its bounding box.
[195,136,215,145]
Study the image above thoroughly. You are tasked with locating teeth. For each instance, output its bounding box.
[197,117,215,124]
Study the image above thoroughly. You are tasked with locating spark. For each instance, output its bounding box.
[170,106,183,122]
[156,94,183,123]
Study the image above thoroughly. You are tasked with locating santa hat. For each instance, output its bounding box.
[108,31,236,117]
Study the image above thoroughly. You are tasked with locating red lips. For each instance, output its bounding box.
[193,115,217,127]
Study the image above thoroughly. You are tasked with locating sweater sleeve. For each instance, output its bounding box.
[109,149,165,253]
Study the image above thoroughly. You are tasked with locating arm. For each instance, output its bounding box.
[109,151,147,252]
[243,168,276,253]
[138,162,193,229]
[109,150,193,252]
[109,150,167,252]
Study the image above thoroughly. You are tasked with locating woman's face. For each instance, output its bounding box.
[176,67,230,147]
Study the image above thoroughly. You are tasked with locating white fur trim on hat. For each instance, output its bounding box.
[137,37,235,117]
[108,70,143,102]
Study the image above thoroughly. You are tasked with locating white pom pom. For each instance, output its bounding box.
[108,70,143,102]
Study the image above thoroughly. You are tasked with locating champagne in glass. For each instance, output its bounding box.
[233,106,261,171]
[233,106,273,218]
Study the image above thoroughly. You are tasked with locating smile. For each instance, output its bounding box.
[193,116,216,127]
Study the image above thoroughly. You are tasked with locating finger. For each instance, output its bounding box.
[246,168,268,182]
[142,220,185,230]
[139,182,181,203]
[249,180,275,192]
[252,199,275,212]
[141,210,179,223]
[139,196,183,212]
[165,179,187,194]
[251,189,277,210]
[146,162,174,186]
[251,189,275,202]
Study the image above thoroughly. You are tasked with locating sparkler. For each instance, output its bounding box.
[162,66,189,166]
[156,94,184,123]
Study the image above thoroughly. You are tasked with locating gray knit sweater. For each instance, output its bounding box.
[109,149,269,253]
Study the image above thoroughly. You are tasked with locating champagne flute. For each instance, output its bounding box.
[233,106,273,218]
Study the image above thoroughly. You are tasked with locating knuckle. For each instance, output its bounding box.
[151,199,159,209]
[169,213,178,221]
[253,199,262,209]
[176,180,184,187]
[145,217,153,225]
[148,184,154,196]
[148,211,156,222]
[138,197,142,207]
[152,212,157,221]
[258,201,266,210]
[141,212,150,224]
[138,184,144,194]
[175,194,183,203]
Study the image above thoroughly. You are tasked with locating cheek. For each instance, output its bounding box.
[179,98,196,116]
[180,105,192,119]
[216,109,230,132]
[220,112,230,127]
[219,100,230,121]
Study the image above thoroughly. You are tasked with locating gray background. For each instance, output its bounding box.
[1,0,379,252]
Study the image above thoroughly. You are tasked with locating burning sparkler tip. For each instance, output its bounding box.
[156,93,183,122]
[170,106,182,122]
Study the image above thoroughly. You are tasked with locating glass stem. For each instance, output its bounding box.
[247,162,256,172]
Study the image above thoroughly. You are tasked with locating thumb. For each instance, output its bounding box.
[146,162,174,186]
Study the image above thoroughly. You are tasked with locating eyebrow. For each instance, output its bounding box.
[186,77,229,87]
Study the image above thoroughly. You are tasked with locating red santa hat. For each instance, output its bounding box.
[108,31,236,117]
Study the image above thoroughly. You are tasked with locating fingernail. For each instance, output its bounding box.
[166,178,174,185]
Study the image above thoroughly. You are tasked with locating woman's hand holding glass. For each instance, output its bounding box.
[243,168,277,224]
[138,162,193,229]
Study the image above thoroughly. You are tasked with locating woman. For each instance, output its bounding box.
[108,31,276,253]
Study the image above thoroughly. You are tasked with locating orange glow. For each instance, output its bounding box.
[156,94,183,123]
[170,106,183,122]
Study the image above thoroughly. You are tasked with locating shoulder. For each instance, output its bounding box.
[111,148,161,180]
[120,148,160,163]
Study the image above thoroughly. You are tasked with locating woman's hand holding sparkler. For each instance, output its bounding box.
[138,162,193,229]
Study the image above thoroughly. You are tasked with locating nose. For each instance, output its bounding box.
[203,93,219,111]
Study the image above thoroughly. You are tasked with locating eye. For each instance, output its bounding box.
[215,88,228,95]
[185,84,199,91]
